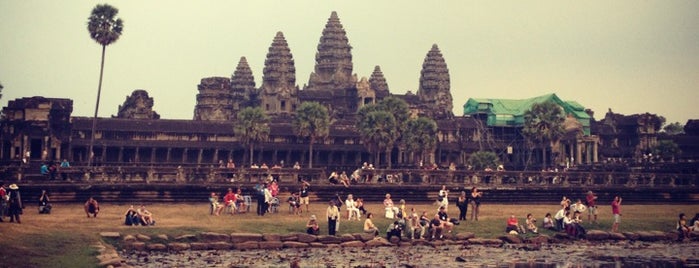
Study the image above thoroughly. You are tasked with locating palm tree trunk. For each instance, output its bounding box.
[88,45,106,167]
[249,144,254,166]
[386,149,392,169]
[308,137,315,169]
[542,146,547,170]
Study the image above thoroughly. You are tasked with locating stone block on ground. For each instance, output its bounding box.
[125,242,145,251]
[146,243,167,251]
[454,232,475,240]
[309,242,326,248]
[621,232,637,240]
[365,237,392,247]
[585,230,610,241]
[499,235,523,244]
[258,241,284,249]
[317,235,342,244]
[168,242,190,251]
[200,232,230,242]
[429,240,446,247]
[297,233,317,243]
[155,234,169,241]
[263,234,281,241]
[123,234,137,242]
[190,242,208,250]
[136,234,151,241]
[174,234,197,241]
[341,240,365,248]
[279,233,298,241]
[637,231,665,242]
[208,242,233,250]
[100,232,121,239]
[233,241,259,250]
[283,241,309,248]
[468,238,503,246]
[389,236,401,244]
[358,233,376,242]
[230,233,263,243]
[339,234,355,242]
[524,235,550,244]
[98,257,123,267]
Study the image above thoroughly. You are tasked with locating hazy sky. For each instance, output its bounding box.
[1,1,698,124]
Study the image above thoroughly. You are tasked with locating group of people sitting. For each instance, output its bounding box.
[677,213,699,241]
[209,188,248,216]
[123,205,155,226]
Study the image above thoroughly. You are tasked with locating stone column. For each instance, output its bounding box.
[593,140,598,163]
[197,149,203,165]
[118,147,124,163]
[182,148,188,163]
[101,146,107,164]
[213,149,219,164]
[150,148,156,163]
[135,147,140,163]
[576,141,582,165]
[166,148,172,163]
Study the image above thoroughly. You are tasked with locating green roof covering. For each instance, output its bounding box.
[463,93,591,135]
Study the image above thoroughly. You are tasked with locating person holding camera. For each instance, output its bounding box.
[611,196,622,233]
[526,213,538,234]
[326,200,340,235]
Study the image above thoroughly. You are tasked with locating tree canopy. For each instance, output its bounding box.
[292,102,331,168]
[87,4,124,47]
[662,122,684,135]
[468,151,500,171]
[522,100,565,169]
[234,107,270,166]
[404,117,438,164]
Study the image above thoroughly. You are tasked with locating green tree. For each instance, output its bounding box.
[468,151,500,171]
[292,102,331,168]
[662,122,684,135]
[87,4,124,166]
[356,109,398,168]
[234,107,270,166]
[522,101,565,169]
[652,140,681,161]
[404,117,438,164]
[376,97,410,133]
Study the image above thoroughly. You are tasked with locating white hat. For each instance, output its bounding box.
[9,184,18,190]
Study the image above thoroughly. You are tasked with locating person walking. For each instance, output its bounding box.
[7,184,23,223]
[326,200,340,236]
[611,196,622,233]
[456,191,468,221]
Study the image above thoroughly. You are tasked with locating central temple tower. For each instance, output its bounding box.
[306,11,356,91]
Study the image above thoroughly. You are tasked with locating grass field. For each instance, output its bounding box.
[0,201,696,268]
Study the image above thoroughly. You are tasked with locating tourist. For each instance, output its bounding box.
[124,205,140,226]
[570,211,586,239]
[505,214,522,234]
[7,184,23,223]
[383,193,399,219]
[428,214,444,240]
[563,211,574,236]
[84,196,99,218]
[287,191,301,215]
[456,191,468,221]
[554,207,566,231]
[438,185,449,211]
[356,197,367,215]
[363,212,379,236]
[299,180,310,213]
[38,189,51,214]
[306,215,319,235]
[235,188,246,213]
[386,220,403,241]
[209,192,224,216]
[611,196,622,233]
[437,206,454,234]
[677,213,691,241]
[345,194,360,221]
[263,183,274,215]
[526,213,538,234]
[327,171,339,184]
[586,191,598,223]
[399,199,407,217]
[269,180,279,197]
[326,200,340,236]
[350,168,361,184]
[223,188,237,214]
[571,199,586,213]
[40,163,49,179]
[470,187,482,221]
[689,213,699,231]
[60,159,70,180]
[254,182,266,216]
[408,208,423,239]
[293,161,301,169]
[542,213,555,230]
[560,196,571,210]
[339,171,350,188]
[0,183,7,222]
[137,205,155,225]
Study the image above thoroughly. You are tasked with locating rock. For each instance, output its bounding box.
[230,233,264,243]
[389,236,401,244]
[100,232,121,239]
[263,234,281,241]
[468,238,503,246]
[297,233,318,243]
[585,230,610,241]
[279,233,298,241]
[125,242,145,251]
[168,242,190,251]
[282,241,309,248]
[554,233,574,240]
[499,235,523,244]
[317,235,342,244]
[429,240,446,247]
[455,256,467,262]
[326,244,341,249]
[98,257,123,267]
[146,243,167,251]
[155,234,169,241]
[398,241,413,247]
[258,241,284,249]
[339,234,355,242]
[358,233,376,242]
[200,232,230,242]
[232,241,259,250]
[309,242,326,248]
[621,232,638,240]
[123,234,137,242]
[174,234,197,241]
[190,242,208,250]
[341,240,365,248]
[136,234,151,241]
[365,237,392,247]
[637,231,665,242]
[454,232,475,240]
[525,235,551,244]
[208,242,233,250]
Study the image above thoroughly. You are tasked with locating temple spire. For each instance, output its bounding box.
[231,56,257,111]
[306,11,355,90]
[260,31,298,115]
[418,44,453,119]
[369,65,389,100]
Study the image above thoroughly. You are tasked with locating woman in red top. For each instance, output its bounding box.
[505,214,521,233]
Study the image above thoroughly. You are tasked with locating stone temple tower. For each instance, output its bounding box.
[369,65,389,100]
[193,77,233,121]
[230,56,256,118]
[306,11,356,91]
[260,31,298,116]
[417,44,453,119]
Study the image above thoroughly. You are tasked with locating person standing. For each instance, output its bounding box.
[470,187,482,221]
[586,190,598,223]
[7,184,23,223]
[456,191,468,221]
[60,159,70,180]
[38,190,51,214]
[299,180,310,213]
[438,185,449,212]
[0,183,7,222]
[326,200,340,236]
[611,196,622,233]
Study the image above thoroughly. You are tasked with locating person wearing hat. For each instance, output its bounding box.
[7,184,23,223]
[326,200,340,235]
[305,215,319,235]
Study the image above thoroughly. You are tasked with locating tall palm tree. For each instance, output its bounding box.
[404,117,438,164]
[292,102,330,168]
[357,110,398,168]
[86,4,123,166]
[522,101,565,169]
[234,107,270,166]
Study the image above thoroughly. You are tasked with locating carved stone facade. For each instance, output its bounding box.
[193,77,233,121]
[595,109,663,159]
[417,44,453,120]
[114,90,160,120]
[260,32,298,116]
[306,11,356,92]
[230,57,256,118]
[369,65,389,100]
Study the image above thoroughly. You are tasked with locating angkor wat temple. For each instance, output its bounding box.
[2,11,697,172]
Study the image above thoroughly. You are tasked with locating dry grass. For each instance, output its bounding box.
[0,201,696,267]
